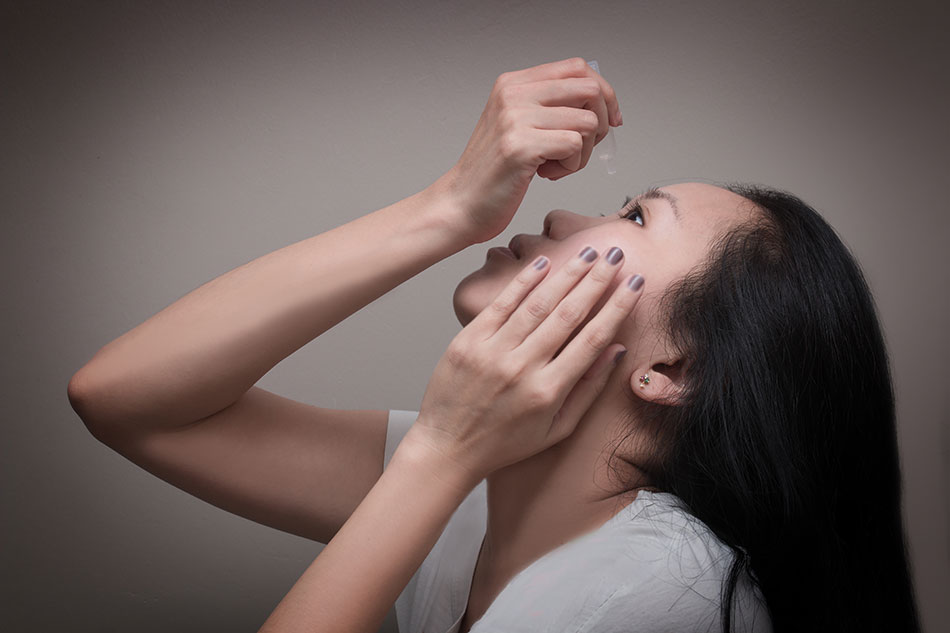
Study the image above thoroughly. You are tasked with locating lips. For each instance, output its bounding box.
[488,246,517,260]
[507,234,527,259]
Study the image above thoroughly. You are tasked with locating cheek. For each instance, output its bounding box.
[452,228,668,329]
[539,238,651,351]
[536,236,613,271]
[545,233,649,285]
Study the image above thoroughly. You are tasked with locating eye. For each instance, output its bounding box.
[600,196,644,226]
[620,198,645,226]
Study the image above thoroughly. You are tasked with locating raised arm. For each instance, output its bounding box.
[255,57,627,633]
[67,183,472,436]
[68,55,621,435]
[66,56,622,548]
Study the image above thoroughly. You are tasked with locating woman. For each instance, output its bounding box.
[68,58,919,632]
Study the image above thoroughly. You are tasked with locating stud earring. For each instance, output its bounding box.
[639,373,651,388]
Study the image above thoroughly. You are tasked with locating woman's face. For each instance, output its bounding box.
[453,182,756,356]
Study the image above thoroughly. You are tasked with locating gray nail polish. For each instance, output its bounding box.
[613,349,627,364]
[627,274,644,291]
[606,246,623,265]
[579,246,597,262]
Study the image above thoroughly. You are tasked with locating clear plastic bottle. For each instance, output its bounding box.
[587,60,617,175]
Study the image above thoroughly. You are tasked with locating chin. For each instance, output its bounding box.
[452,268,502,327]
[453,246,528,326]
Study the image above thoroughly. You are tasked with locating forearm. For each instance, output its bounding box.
[258,425,479,633]
[70,177,473,432]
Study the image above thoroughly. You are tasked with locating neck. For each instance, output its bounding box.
[477,393,649,588]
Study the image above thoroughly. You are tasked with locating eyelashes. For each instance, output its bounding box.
[599,196,632,217]
[600,196,645,226]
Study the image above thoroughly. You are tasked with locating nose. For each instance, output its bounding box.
[542,209,604,240]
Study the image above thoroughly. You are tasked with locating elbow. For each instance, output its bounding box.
[67,369,93,420]
[67,369,114,444]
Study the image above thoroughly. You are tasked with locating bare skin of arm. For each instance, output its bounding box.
[68,181,471,434]
[67,56,622,551]
[257,203,640,633]
[68,178,476,544]
[251,58,627,632]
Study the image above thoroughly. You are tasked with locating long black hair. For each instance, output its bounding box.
[621,184,919,632]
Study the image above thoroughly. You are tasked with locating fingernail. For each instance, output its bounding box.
[613,349,627,364]
[627,274,644,291]
[617,110,623,126]
[605,246,623,265]
[579,246,598,262]
[533,255,549,270]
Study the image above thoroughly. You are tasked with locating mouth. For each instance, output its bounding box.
[488,233,538,262]
[487,246,518,260]
[507,234,527,259]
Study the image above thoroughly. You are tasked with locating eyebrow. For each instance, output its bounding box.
[635,187,682,222]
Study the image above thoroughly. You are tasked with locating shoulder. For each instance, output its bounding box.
[582,491,772,633]
[619,491,737,576]
[471,491,771,633]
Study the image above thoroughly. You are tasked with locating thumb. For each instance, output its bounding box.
[550,344,627,438]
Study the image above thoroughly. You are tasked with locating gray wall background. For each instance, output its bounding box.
[3,1,947,631]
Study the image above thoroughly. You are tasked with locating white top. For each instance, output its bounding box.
[385,409,772,633]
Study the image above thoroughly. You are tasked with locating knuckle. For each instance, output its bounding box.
[578,77,600,99]
[496,83,520,107]
[565,257,590,278]
[523,382,554,411]
[497,107,518,131]
[583,324,614,351]
[499,359,525,383]
[470,348,496,374]
[577,109,599,134]
[525,297,553,320]
[589,264,618,284]
[567,57,588,74]
[513,270,538,291]
[555,301,585,328]
[564,130,584,153]
[609,299,635,323]
[498,130,520,160]
[489,294,516,317]
[616,282,639,305]
[445,339,471,366]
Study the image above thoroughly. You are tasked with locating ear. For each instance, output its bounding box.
[629,358,689,404]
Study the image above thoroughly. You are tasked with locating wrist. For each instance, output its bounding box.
[423,170,486,247]
[393,423,483,498]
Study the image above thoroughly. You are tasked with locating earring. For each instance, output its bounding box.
[639,373,651,388]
